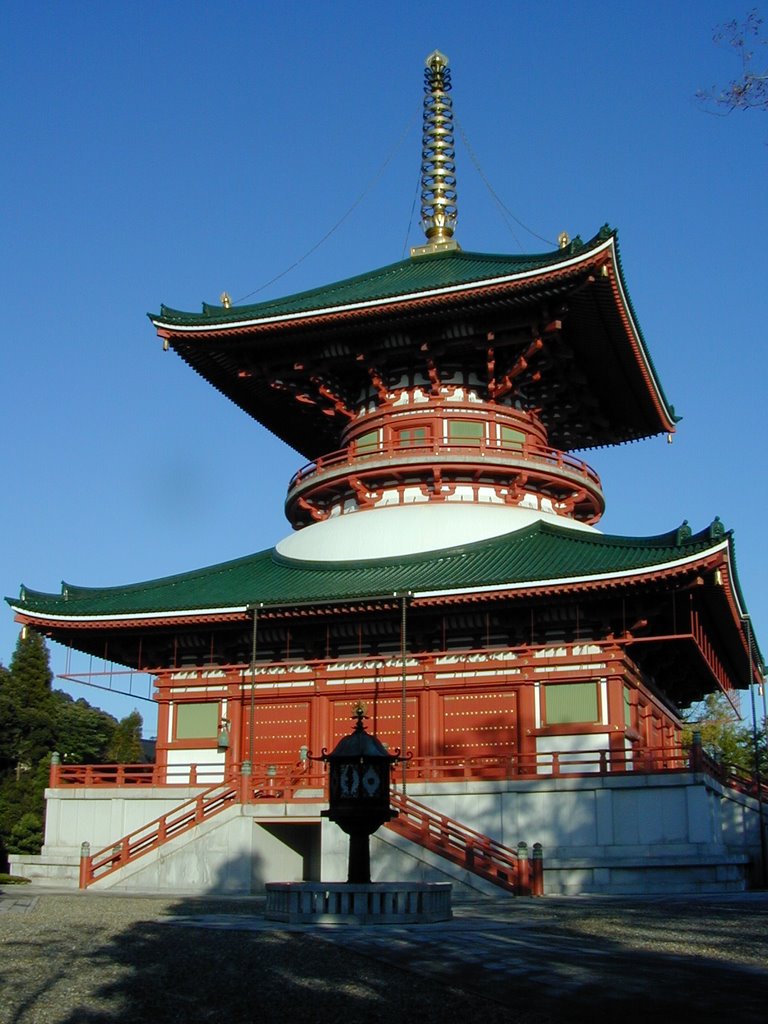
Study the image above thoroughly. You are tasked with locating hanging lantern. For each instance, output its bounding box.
[217,717,231,752]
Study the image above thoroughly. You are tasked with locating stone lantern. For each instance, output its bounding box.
[316,703,401,884]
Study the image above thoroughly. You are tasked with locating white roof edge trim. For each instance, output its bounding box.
[608,239,672,421]
[9,604,249,625]
[150,238,616,333]
[10,537,730,623]
[724,543,748,621]
[414,540,730,600]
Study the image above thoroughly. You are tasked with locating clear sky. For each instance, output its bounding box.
[1,1,766,737]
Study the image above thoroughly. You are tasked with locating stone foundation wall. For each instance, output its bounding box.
[10,772,764,895]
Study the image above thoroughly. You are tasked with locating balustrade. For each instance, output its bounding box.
[55,744,768,800]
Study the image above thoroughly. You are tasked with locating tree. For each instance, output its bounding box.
[106,710,145,763]
[698,9,768,114]
[682,691,767,776]
[52,692,117,764]
[0,630,55,775]
[0,631,125,867]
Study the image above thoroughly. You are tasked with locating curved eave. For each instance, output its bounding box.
[150,242,612,333]
[8,537,733,626]
[150,234,677,451]
[601,236,677,435]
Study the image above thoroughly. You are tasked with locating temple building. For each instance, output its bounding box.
[7,53,765,895]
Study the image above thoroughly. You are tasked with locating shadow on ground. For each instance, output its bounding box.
[3,871,768,1024]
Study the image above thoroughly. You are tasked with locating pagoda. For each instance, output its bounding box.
[8,53,765,895]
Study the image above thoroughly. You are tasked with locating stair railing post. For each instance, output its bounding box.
[532,842,544,896]
[78,841,91,889]
[50,752,61,787]
[517,841,530,896]
[240,760,252,803]
[690,730,703,772]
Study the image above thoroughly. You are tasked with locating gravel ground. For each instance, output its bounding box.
[1,889,767,1024]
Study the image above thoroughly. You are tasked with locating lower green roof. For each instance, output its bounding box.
[8,520,732,620]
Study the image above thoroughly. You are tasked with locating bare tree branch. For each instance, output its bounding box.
[697,8,768,113]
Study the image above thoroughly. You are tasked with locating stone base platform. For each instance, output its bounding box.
[265,881,452,924]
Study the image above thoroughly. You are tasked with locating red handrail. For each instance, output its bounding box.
[387,789,543,896]
[288,437,602,492]
[81,778,240,887]
[60,747,768,802]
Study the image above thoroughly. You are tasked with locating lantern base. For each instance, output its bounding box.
[265,881,452,925]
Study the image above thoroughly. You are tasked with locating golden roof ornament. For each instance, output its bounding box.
[411,50,460,257]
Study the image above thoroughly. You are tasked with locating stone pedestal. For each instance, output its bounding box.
[265,881,452,924]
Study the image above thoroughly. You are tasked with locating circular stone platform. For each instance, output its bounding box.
[265,881,452,924]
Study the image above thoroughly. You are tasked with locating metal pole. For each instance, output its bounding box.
[746,615,767,887]
[400,593,408,793]
[248,605,259,771]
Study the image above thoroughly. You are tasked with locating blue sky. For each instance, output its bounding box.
[1,1,766,736]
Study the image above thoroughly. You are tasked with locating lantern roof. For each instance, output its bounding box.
[324,707,394,761]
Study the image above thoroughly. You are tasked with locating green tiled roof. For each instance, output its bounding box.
[152,244,589,328]
[8,520,731,620]
[147,227,678,456]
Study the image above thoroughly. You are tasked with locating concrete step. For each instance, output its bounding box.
[8,853,80,887]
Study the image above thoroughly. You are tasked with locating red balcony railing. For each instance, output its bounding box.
[54,745,768,800]
[288,437,603,494]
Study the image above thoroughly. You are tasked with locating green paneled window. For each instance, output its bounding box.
[500,426,525,449]
[356,430,379,453]
[448,420,484,445]
[544,682,599,725]
[176,702,219,739]
[397,426,429,447]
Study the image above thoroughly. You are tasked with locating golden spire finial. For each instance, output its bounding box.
[412,50,460,257]
[220,291,232,309]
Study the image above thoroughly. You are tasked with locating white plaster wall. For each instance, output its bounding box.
[42,787,206,855]
[534,734,611,775]
[165,749,225,783]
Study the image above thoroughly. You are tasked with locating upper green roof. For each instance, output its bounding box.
[148,228,679,456]
[8,519,733,620]
[152,241,595,329]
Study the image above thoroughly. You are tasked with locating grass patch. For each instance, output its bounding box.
[0,873,31,885]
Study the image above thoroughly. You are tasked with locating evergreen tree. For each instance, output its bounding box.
[1,630,55,775]
[0,631,125,866]
[52,692,117,764]
[106,710,144,763]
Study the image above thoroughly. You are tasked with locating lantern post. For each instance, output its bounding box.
[314,703,404,884]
